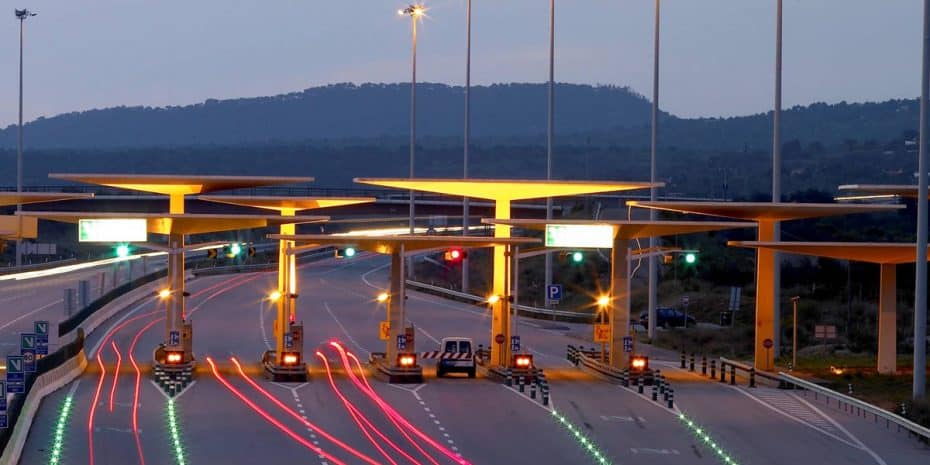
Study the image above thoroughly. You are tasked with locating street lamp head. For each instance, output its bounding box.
[399,4,426,18]
[14,9,36,19]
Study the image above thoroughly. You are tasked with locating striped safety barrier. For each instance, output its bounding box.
[419,351,474,360]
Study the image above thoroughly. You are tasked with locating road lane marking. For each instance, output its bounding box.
[323,301,369,354]
[87,297,156,358]
[148,380,197,400]
[791,392,888,465]
[402,384,463,456]
[259,301,272,350]
[0,298,63,331]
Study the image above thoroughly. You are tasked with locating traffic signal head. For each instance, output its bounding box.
[630,355,649,371]
[115,244,130,258]
[336,247,357,259]
[684,253,697,264]
[230,243,242,256]
[571,251,584,263]
[443,247,466,262]
[514,354,533,369]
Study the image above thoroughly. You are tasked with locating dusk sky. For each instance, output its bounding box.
[0,1,923,127]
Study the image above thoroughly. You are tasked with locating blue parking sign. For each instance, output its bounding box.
[546,284,563,304]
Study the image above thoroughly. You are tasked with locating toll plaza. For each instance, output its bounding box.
[354,178,661,371]
[730,241,929,374]
[18,173,326,391]
[197,195,375,381]
[483,219,756,370]
[626,201,903,370]
[0,192,93,240]
[267,233,539,383]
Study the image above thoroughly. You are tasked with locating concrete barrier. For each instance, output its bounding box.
[0,350,87,465]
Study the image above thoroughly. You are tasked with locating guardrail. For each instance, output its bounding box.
[778,372,930,443]
[717,356,784,388]
[405,280,593,322]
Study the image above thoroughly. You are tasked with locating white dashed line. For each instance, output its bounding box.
[390,384,465,459]
[283,383,327,465]
[323,301,369,354]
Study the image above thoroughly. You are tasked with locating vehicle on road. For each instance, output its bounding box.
[437,337,476,378]
[639,307,696,329]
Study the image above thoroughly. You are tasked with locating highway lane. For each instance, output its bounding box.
[14,253,930,465]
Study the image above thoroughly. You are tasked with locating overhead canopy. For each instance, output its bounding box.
[626,200,903,222]
[837,184,923,199]
[355,178,660,201]
[268,233,539,255]
[483,219,756,240]
[198,195,375,212]
[49,173,315,196]
[0,192,94,207]
[729,241,929,265]
[19,211,327,235]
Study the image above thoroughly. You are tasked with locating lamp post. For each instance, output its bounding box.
[772,0,784,356]
[914,0,930,399]
[791,296,800,370]
[647,0,661,340]
[462,0,472,293]
[14,8,35,268]
[399,4,425,279]
[544,0,555,308]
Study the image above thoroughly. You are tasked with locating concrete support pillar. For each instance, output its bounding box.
[877,263,897,375]
[490,200,512,367]
[387,246,406,366]
[275,209,296,364]
[754,220,777,371]
[166,231,185,348]
[610,236,631,370]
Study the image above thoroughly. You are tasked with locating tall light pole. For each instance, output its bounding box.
[914,0,930,400]
[791,295,800,370]
[462,0,472,293]
[400,4,425,278]
[647,0,661,340]
[544,0,555,307]
[14,8,35,268]
[771,0,783,355]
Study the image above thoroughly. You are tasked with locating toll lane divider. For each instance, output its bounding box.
[0,334,87,465]
[566,345,674,409]
[778,372,930,444]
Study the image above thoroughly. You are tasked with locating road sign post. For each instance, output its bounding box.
[763,338,774,371]
[6,355,25,393]
[35,320,49,356]
[495,333,505,366]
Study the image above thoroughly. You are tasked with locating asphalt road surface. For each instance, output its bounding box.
[15,253,930,464]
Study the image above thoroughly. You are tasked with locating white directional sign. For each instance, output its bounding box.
[545,224,614,249]
[78,218,147,242]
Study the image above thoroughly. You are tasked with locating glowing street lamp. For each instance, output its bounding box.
[376,292,390,303]
[158,289,172,300]
[13,8,36,267]
[268,290,282,302]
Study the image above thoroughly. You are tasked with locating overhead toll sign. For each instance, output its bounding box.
[545,224,614,249]
[79,218,147,242]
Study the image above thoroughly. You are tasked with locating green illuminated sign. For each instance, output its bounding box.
[545,224,614,249]
[78,219,147,243]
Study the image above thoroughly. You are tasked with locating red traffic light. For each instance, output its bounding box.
[513,354,533,369]
[630,355,649,371]
[166,351,183,364]
[443,248,466,262]
[397,353,417,368]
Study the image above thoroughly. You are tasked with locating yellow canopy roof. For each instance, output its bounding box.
[626,201,902,222]
[198,195,375,212]
[268,233,539,254]
[729,241,928,264]
[0,192,93,207]
[355,178,660,201]
[483,219,756,240]
[49,173,314,196]
[19,211,327,235]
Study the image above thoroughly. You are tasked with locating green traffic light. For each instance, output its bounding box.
[685,253,697,264]
[345,247,356,258]
[571,251,584,263]
[116,244,130,258]
[230,243,242,256]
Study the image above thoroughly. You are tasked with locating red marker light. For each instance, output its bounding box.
[282,353,299,365]
[514,354,533,368]
[166,352,183,364]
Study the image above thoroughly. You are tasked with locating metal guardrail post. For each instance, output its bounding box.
[720,361,727,382]
[729,364,736,385]
[749,368,756,388]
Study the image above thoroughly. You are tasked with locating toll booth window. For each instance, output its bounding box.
[458,341,471,354]
[444,341,458,353]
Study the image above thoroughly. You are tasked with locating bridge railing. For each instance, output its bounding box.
[717,356,787,388]
[778,372,930,444]
[405,280,593,321]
